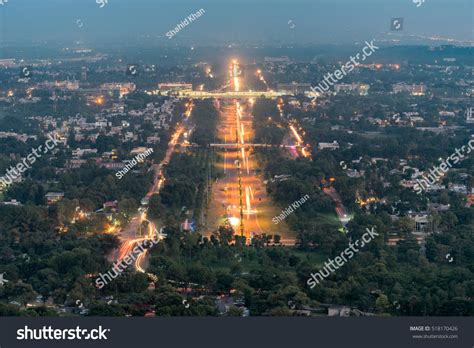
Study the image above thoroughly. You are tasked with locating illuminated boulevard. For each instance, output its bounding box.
[210,100,270,240]
[207,60,295,244]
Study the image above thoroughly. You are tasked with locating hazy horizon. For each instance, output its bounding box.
[0,0,472,46]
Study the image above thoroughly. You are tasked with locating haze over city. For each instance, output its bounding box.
[0,0,472,45]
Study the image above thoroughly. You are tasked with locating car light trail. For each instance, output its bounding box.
[289,125,303,143]
[185,102,193,117]
[231,60,240,92]
[289,124,311,158]
[256,69,268,87]
[302,147,308,157]
[135,250,147,273]
[245,186,251,217]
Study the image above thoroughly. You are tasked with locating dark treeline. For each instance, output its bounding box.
[190,99,219,146]
[252,98,286,145]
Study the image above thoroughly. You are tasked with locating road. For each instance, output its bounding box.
[288,124,311,158]
[211,101,270,240]
[323,187,351,226]
[116,102,193,272]
[145,103,192,202]
[205,60,296,244]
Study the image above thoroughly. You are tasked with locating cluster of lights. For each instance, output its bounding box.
[71,206,90,224]
[356,196,380,207]
[206,67,214,78]
[256,69,268,86]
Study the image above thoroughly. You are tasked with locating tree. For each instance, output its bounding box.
[273,234,281,245]
[118,198,138,220]
[375,294,390,314]
[227,306,244,316]
[217,225,234,245]
[148,194,164,220]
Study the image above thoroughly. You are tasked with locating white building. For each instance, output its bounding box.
[392,83,426,96]
[318,141,339,150]
[466,107,474,123]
